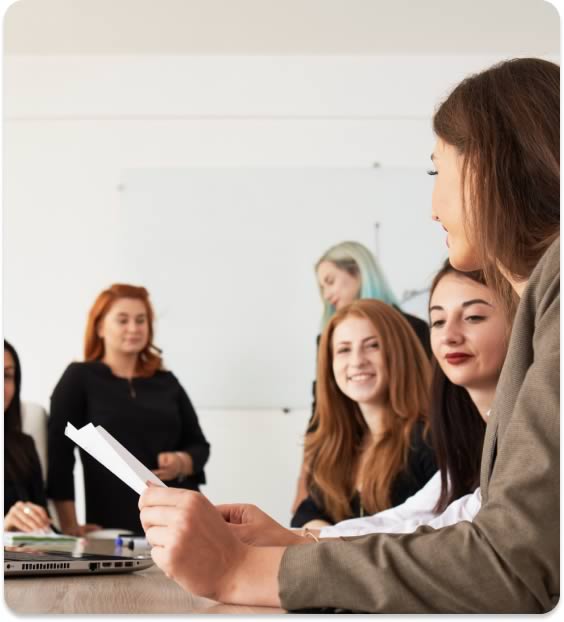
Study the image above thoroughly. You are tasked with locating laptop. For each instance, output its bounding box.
[4,545,153,577]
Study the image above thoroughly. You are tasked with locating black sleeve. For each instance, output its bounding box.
[290,494,333,528]
[46,363,87,500]
[175,379,210,475]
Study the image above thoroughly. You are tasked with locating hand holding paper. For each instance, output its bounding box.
[65,423,166,495]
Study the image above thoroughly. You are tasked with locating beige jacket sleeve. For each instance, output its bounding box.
[278,239,560,613]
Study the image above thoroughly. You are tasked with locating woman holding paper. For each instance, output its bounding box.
[139,58,559,612]
[47,284,210,535]
[4,340,51,532]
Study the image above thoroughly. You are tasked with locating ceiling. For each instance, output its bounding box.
[4,0,560,56]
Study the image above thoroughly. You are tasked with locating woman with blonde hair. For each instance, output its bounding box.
[47,284,210,534]
[291,299,436,527]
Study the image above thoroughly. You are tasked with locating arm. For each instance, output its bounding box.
[46,364,90,533]
[278,268,559,612]
[176,381,210,475]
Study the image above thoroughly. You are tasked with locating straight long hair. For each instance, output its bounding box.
[4,340,34,481]
[83,284,163,377]
[427,262,511,512]
[306,300,431,521]
[433,58,560,314]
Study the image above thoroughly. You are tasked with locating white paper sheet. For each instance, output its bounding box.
[65,422,166,495]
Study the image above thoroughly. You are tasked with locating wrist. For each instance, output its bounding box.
[221,544,284,607]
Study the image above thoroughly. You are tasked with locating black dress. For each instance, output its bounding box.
[291,421,436,527]
[4,434,48,515]
[47,361,210,532]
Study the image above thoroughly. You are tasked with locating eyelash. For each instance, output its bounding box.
[427,169,438,176]
[431,315,486,328]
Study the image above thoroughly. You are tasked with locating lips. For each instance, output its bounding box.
[445,353,473,365]
[347,373,376,382]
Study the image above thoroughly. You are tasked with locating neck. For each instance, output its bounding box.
[498,263,527,298]
[465,384,496,422]
[102,351,139,378]
[357,401,387,438]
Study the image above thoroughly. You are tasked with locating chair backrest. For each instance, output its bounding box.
[20,401,49,482]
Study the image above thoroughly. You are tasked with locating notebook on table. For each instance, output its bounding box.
[4,545,153,577]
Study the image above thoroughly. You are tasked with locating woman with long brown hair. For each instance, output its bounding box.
[138,58,559,612]
[47,284,210,535]
[291,299,436,527]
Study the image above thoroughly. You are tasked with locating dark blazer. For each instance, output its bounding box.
[279,238,559,613]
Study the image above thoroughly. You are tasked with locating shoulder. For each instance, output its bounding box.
[62,360,103,377]
[53,361,110,394]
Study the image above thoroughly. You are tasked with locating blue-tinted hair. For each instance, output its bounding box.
[316,241,398,329]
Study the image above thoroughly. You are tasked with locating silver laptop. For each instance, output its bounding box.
[4,546,153,577]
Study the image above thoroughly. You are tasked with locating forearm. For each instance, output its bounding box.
[176,451,194,476]
[223,546,286,607]
[53,500,79,531]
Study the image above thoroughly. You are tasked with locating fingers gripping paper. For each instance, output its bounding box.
[65,423,166,495]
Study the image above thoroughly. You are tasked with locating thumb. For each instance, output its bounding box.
[216,504,246,524]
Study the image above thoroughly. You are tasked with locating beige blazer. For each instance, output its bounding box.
[279,238,559,613]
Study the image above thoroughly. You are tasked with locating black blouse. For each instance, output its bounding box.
[47,361,210,532]
[4,434,47,515]
[291,421,436,527]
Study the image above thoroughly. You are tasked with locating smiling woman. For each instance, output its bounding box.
[291,299,436,528]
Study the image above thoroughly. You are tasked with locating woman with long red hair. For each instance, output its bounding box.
[291,299,436,527]
[47,284,210,535]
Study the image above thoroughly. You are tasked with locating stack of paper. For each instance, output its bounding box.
[3,531,77,545]
[65,423,166,495]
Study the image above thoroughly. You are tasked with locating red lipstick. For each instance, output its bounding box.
[445,353,473,365]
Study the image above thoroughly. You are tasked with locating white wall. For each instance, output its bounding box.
[3,54,533,523]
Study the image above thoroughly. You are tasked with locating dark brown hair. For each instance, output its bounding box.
[427,261,510,512]
[433,58,559,310]
[4,340,35,481]
[84,284,162,377]
[306,300,431,522]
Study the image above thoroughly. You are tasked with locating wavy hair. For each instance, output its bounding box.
[316,241,399,329]
[83,284,162,377]
[305,299,431,521]
[433,58,559,314]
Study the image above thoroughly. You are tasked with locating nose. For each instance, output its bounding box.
[350,345,368,367]
[441,319,463,346]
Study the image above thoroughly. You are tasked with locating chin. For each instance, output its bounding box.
[448,248,481,272]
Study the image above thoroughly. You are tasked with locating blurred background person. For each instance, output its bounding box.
[4,340,51,532]
[47,283,210,534]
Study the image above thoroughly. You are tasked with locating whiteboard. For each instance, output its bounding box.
[118,168,446,409]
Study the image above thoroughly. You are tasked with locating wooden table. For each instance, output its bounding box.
[4,538,284,614]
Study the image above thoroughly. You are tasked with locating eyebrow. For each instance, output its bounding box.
[116,312,147,317]
[429,298,493,312]
[335,336,379,345]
